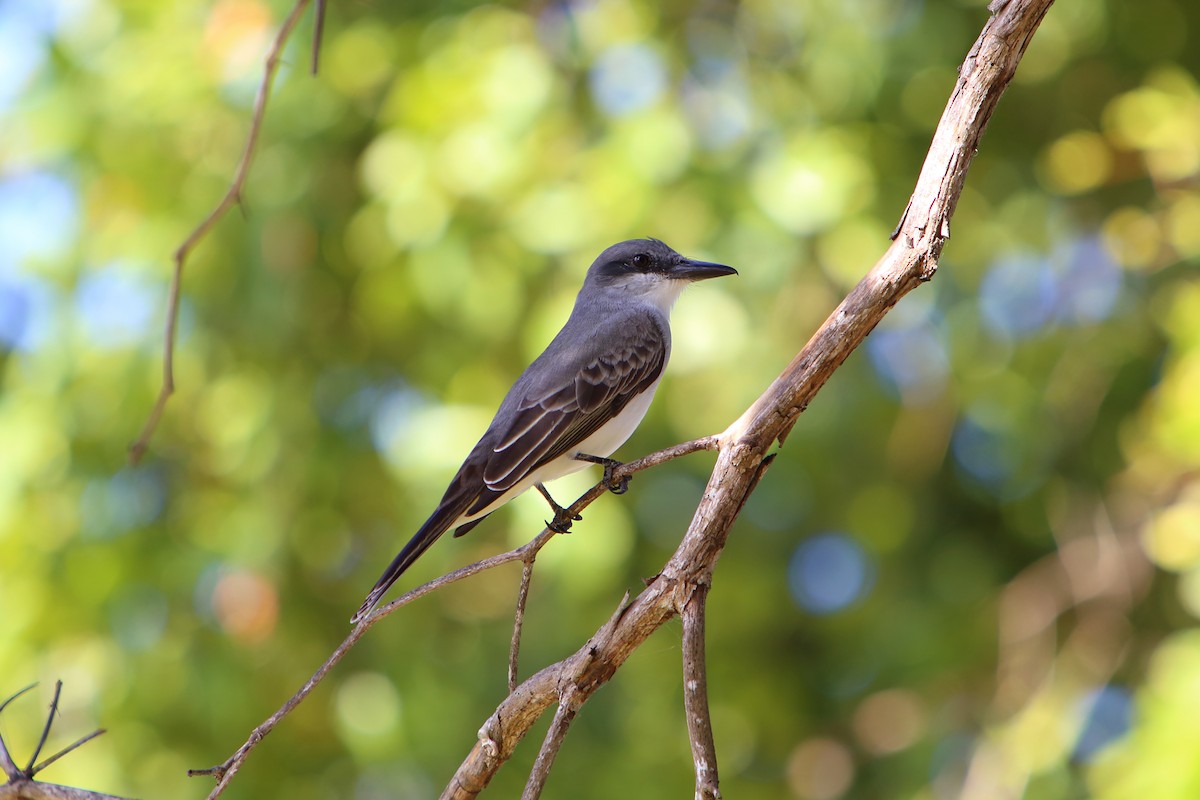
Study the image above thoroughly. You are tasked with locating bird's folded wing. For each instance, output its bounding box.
[482,317,667,493]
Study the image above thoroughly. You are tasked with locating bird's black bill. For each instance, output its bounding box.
[671,258,738,282]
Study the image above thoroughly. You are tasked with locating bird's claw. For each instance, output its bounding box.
[546,509,582,534]
[575,453,631,495]
[603,464,630,495]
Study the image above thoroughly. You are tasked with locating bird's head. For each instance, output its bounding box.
[584,239,737,312]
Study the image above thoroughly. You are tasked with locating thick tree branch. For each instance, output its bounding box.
[0,780,130,800]
[441,0,1056,795]
[129,0,314,464]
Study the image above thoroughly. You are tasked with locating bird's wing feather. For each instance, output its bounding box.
[482,315,667,492]
[352,312,668,624]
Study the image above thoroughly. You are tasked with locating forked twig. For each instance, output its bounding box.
[0,684,126,800]
[129,0,315,464]
[24,681,62,776]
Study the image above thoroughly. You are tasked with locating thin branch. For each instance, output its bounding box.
[521,688,581,800]
[311,0,327,75]
[612,436,718,483]
[128,0,314,464]
[192,437,718,797]
[30,731,106,778]
[25,682,62,776]
[364,435,717,626]
[509,559,536,693]
[0,685,37,780]
[0,685,38,716]
[189,533,551,797]
[681,584,720,800]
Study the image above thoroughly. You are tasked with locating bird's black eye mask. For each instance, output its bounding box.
[595,256,656,280]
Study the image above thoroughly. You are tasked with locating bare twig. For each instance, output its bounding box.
[0,685,129,800]
[192,438,718,798]
[509,559,536,693]
[0,685,37,781]
[311,0,327,74]
[25,681,62,776]
[189,532,553,797]
[681,584,720,800]
[0,685,38,716]
[521,688,581,800]
[129,0,314,464]
[30,730,107,778]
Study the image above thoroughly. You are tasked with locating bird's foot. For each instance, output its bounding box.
[537,483,582,533]
[574,453,631,495]
[546,510,581,534]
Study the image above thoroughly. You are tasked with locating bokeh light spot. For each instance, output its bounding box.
[1054,236,1122,325]
[787,737,855,800]
[211,568,279,642]
[853,689,926,755]
[950,414,1045,496]
[1166,193,1200,260]
[335,672,402,738]
[0,4,49,112]
[1038,130,1112,195]
[1074,685,1133,762]
[109,585,169,652]
[1102,206,1162,270]
[979,254,1057,338]
[1141,499,1200,572]
[589,43,666,116]
[0,276,54,351]
[788,532,873,614]
[80,468,167,540]
[867,318,949,405]
[74,266,158,349]
[751,133,874,235]
[0,170,79,267]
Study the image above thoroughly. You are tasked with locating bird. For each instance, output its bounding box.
[352,238,737,623]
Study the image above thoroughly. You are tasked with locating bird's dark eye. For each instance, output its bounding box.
[630,253,649,270]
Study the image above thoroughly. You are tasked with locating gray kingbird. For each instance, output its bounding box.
[352,238,737,622]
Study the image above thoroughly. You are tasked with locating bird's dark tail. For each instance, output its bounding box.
[351,497,470,624]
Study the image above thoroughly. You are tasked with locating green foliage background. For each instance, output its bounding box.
[2,0,1200,798]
